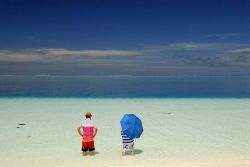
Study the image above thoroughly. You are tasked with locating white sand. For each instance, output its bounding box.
[0,98,250,167]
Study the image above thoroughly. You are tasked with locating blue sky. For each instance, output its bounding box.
[0,0,249,75]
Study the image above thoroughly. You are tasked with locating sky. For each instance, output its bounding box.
[0,0,249,76]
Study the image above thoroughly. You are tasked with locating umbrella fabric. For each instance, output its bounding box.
[120,114,143,139]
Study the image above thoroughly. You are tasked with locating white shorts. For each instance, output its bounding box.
[123,142,134,150]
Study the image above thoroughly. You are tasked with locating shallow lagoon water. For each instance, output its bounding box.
[0,98,249,167]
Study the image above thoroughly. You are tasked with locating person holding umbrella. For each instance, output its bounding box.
[120,114,143,156]
[121,130,135,155]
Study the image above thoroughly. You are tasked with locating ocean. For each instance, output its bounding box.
[0,75,249,97]
[0,75,250,166]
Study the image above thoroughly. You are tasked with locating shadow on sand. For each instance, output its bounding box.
[80,151,100,156]
[80,150,143,156]
[122,149,144,156]
[133,149,143,155]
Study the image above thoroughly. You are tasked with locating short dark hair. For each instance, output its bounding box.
[86,115,91,118]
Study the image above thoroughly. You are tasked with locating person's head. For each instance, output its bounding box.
[85,112,92,119]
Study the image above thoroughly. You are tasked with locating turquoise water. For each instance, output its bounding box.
[0,98,249,166]
[1,74,250,165]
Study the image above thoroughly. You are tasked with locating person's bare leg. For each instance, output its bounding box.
[122,148,126,156]
[89,151,94,156]
[82,151,87,156]
[131,148,134,155]
[131,146,134,155]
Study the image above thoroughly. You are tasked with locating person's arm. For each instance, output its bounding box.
[93,128,98,138]
[77,127,83,137]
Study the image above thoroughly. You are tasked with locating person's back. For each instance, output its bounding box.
[82,118,94,138]
[77,112,98,156]
[121,131,134,155]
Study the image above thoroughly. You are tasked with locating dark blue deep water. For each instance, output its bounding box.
[0,75,249,97]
